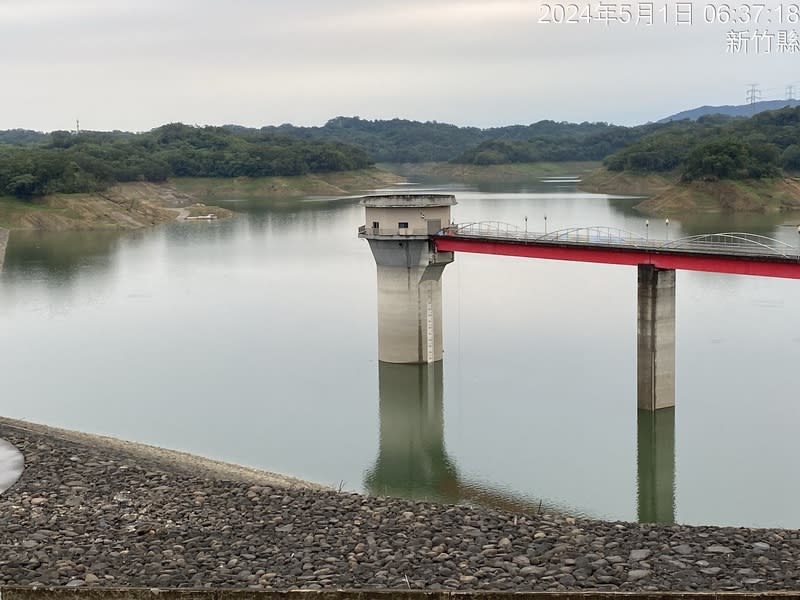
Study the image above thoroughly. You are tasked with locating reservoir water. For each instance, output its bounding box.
[2,174,799,528]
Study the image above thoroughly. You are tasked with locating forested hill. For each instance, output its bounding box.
[243,117,631,163]
[0,123,372,199]
[604,108,800,180]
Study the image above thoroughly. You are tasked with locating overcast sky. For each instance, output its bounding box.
[1,0,797,131]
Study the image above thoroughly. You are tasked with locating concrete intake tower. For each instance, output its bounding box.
[358,194,456,364]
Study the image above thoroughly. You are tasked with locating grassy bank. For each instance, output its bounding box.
[383,161,600,182]
[581,167,800,214]
[171,168,404,202]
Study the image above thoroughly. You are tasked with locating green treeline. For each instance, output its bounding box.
[453,123,662,164]
[255,117,642,163]
[604,108,800,180]
[258,117,486,163]
[262,113,800,177]
[0,123,372,199]
[5,107,800,200]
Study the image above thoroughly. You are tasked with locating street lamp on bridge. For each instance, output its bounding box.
[665,218,670,241]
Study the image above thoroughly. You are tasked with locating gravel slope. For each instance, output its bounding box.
[1,417,799,592]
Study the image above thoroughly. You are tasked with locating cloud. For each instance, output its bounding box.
[0,0,794,130]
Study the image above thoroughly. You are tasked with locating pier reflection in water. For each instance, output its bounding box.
[367,362,677,523]
[637,408,676,524]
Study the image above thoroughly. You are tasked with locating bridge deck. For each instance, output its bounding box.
[433,226,800,279]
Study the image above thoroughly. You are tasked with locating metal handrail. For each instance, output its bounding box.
[447,224,650,248]
[537,226,649,244]
[439,222,800,260]
[360,226,430,236]
[450,221,523,237]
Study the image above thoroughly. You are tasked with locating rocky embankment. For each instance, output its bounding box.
[1,418,800,592]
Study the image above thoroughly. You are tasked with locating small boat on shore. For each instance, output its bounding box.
[185,214,218,221]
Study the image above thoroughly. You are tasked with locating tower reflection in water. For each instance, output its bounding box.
[366,361,677,523]
[366,362,573,516]
[365,362,459,502]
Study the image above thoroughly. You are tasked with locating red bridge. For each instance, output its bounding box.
[433,223,800,280]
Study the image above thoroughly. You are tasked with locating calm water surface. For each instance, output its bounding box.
[2,175,800,528]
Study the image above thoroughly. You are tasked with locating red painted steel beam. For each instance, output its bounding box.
[433,236,800,280]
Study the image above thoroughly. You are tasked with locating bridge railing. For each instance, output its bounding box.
[536,226,649,246]
[359,225,431,237]
[446,223,650,247]
[441,223,800,260]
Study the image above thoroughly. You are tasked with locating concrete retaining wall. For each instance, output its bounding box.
[3,589,800,600]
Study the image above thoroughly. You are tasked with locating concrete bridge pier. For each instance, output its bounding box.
[0,228,8,272]
[636,265,677,523]
[637,264,676,411]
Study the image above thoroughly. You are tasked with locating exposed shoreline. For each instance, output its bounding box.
[579,167,800,215]
[384,161,600,182]
[0,168,404,232]
[2,417,800,592]
[11,162,800,235]
[0,182,232,232]
[6,164,800,232]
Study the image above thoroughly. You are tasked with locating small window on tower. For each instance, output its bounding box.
[398,222,409,229]
[372,221,379,229]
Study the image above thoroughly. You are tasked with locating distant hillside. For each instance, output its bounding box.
[236,117,628,163]
[659,100,800,122]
